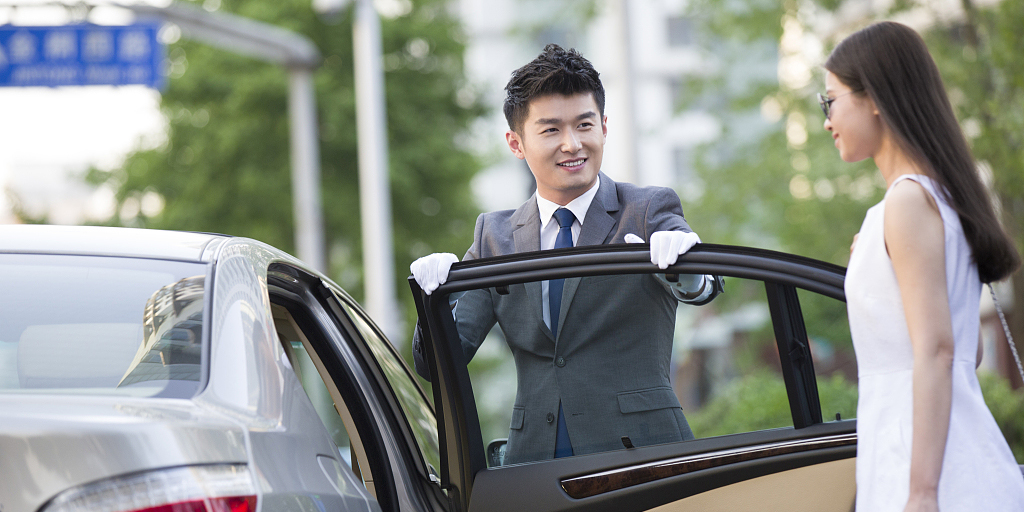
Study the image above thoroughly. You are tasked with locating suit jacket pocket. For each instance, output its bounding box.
[617,386,680,414]
[510,406,525,430]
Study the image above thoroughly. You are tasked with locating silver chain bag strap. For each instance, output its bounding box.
[989,284,1024,384]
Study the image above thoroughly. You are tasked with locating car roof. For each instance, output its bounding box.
[0,225,229,262]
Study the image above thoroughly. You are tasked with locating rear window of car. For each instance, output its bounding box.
[0,253,208,398]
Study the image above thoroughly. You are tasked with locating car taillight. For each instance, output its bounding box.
[40,464,258,512]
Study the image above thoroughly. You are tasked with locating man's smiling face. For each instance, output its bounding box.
[506,93,607,206]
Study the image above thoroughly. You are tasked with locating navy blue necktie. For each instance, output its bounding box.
[550,208,575,458]
[549,208,576,337]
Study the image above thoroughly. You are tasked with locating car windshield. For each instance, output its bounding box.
[0,254,208,398]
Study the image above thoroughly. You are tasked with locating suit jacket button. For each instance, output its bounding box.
[546,413,555,423]
[555,357,566,367]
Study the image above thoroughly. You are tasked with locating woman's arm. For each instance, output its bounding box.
[885,179,955,512]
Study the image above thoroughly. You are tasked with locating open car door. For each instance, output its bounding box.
[411,243,857,512]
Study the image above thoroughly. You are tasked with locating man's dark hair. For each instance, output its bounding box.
[503,44,605,134]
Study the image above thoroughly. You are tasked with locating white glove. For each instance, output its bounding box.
[410,253,458,295]
[626,232,709,301]
[629,231,701,269]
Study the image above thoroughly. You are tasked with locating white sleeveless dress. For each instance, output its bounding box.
[846,174,1024,511]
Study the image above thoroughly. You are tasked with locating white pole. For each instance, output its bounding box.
[353,0,400,346]
[288,68,326,272]
[610,0,639,184]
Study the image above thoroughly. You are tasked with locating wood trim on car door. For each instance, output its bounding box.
[560,433,856,498]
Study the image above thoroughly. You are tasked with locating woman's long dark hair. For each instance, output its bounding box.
[825,21,1020,283]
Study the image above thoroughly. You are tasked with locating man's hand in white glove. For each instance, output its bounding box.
[624,231,701,269]
[625,232,712,303]
[410,253,459,295]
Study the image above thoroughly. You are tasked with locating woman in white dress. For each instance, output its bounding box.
[820,22,1023,511]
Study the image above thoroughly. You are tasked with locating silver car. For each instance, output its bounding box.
[0,225,444,512]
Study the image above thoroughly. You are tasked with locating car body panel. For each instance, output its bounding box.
[465,423,856,512]
[0,396,248,512]
[0,226,387,512]
[0,224,225,262]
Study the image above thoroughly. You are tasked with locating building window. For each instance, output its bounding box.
[667,16,694,47]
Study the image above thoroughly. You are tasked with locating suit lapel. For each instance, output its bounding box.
[577,173,621,246]
[556,277,580,344]
[511,196,541,253]
[510,196,552,341]
[558,174,622,340]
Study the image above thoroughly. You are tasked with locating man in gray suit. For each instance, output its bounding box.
[412,44,720,464]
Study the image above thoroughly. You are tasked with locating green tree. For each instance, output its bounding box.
[924,0,1024,384]
[680,0,1024,382]
[85,0,485,337]
[679,0,883,265]
[980,370,1024,460]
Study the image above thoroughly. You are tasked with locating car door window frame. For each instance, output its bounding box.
[268,269,405,511]
[765,281,823,428]
[270,302,371,486]
[411,243,851,510]
[324,288,443,482]
[268,264,447,512]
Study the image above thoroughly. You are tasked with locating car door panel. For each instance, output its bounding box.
[466,422,855,511]
[650,458,855,512]
[412,244,853,512]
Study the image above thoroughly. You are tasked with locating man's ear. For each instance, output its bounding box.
[506,130,526,160]
[602,115,608,137]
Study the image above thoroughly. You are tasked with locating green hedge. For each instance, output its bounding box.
[980,371,1024,462]
[689,370,1024,463]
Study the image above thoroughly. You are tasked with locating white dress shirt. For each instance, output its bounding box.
[536,179,600,332]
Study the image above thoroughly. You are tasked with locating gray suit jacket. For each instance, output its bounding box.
[416,172,698,463]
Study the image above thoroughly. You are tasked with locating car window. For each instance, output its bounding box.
[270,297,394,502]
[271,304,354,465]
[434,270,849,466]
[335,297,442,480]
[797,288,858,423]
[0,254,207,399]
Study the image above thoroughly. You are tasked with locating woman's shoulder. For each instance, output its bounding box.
[884,176,945,250]
[886,175,941,217]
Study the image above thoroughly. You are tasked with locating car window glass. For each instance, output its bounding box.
[336,297,442,479]
[438,271,852,466]
[270,301,384,499]
[797,288,858,422]
[0,254,206,399]
[272,306,353,463]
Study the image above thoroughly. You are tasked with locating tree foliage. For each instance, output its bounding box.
[679,0,884,264]
[690,369,1023,460]
[86,0,485,332]
[924,0,1024,384]
[680,0,1024,382]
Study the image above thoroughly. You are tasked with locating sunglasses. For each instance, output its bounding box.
[817,91,858,120]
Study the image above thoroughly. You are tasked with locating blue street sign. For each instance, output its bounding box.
[0,23,164,89]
